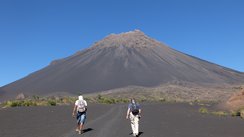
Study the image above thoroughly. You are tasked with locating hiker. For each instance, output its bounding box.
[72,95,87,134]
[126,98,141,137]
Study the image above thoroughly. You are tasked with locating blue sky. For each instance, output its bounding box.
[0,0,244,87]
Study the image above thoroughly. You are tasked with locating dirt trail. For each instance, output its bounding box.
[64,104,132,137]
[1,103,244,137]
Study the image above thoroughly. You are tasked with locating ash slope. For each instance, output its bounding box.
[1,30,244,100]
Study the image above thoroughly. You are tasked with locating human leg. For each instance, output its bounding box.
[76,124,80,131]
[134,116,139,136]
[78,113,86,134]
[76,112,81,131]
[130,113,137,136]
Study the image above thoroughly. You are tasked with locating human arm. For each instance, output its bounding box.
[137,104,142,118]
[72,105,77,117]
[138,109,142,118]
[126,108,130,119]
[84,100,88,111]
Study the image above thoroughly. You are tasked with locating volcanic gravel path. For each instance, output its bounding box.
[1,103,244,137]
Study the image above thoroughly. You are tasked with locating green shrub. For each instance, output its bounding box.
[5,100,22,107]
[2,95,130,108]
[47,100,57,106]
[189,102,194,106]
[22,100,37,106]
[95,95,129,104]
[97,94,102,100]
[11,101,20,107]
[3,100,37,107]
[159,98,166,102]
[239,109,244,119]
[231,111,240,117]
[116,98,129,103]
[211,111,228,117]
[32,95,40,100]
[199,107,208,114]
[97,96,116,104]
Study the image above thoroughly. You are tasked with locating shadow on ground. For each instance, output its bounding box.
[83,128,93,133]
[129,132,144,136]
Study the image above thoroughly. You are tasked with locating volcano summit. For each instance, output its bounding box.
[1,30,244,101]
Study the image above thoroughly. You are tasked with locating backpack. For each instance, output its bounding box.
[77,100,86,113]
[131,103,139,115]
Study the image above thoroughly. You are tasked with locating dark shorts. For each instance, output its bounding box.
[76,111,86,125]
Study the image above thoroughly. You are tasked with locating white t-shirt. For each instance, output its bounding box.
[75,99,87,112]
[75,99,87,107]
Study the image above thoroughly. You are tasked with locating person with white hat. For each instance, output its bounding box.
[72,95,87,134]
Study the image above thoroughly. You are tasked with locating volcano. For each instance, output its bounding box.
[1,30,244,101]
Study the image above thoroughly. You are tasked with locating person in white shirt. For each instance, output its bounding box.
[72,95,87,134]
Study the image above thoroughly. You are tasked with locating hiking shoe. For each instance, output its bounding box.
[78,130,84,134]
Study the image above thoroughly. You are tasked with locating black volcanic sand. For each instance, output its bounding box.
[1,103,244,137]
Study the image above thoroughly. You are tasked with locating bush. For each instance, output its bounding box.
[3,100,37,107]
[231,111,241,117]
[240,109,244,119]
[116,98,129,103]
[4,101,21,107]
[199,107,208,114]
[97,94,102,100]
[47,100,57,106]
[95,95,129,104]
[2,95,130,108]
[22,100,37,106]
[159,98,166,102]
[97,96,116,104]
[211,111,228,117]
[32,95,40,100]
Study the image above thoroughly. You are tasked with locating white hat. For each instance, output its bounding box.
[78,95,83,101]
